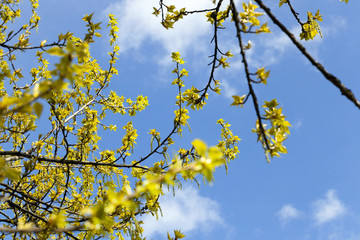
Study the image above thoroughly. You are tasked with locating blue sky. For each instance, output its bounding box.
[32,0,360,239]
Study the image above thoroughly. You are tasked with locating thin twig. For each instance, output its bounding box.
[230,0,271,151]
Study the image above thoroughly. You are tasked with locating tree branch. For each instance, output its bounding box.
[230,0,271,151]
[0,151,149,170]
[254,0,360,110]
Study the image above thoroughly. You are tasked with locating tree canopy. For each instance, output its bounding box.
[0,0,357,239]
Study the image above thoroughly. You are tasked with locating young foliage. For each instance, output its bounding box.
[300,10,323,41]
[0,1,240,236]
[0,0,358,239]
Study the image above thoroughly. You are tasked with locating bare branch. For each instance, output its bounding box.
[254,0,360,110]
[230,0,271,151]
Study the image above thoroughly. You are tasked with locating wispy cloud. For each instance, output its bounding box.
[221,79,238,100]
[244,15,346,67]
[294,119,303,130]
[312,189,346,225]
[328,231,360,240]
[103,0,213,57]
[321,15,347,37]
[328,230,360,240]
[141,186,223,238]
[240,27,296,67]
[276,189,360,239]
[276,204,302,224]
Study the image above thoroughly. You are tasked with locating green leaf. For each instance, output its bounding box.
[231,95,246,107]
[192,139,207,156]
[33,102,43,117]
[167,232,173,240]
[174,229,186,239]
[46,47,65,56]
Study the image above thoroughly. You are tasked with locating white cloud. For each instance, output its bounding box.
[294,119,303,130]
[321,15,347,37]
[328,230,360,240]
[103,0,214,56]
[276,204,302,224]
[102,1,348,67]
[230,27,297,68]
[260,30,293,63]
[247,15,347,66]
[142,185,223,238]
[312,189,346,225]
[221,79,238,100]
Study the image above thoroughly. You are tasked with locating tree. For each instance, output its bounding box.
[0,0,357,239]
